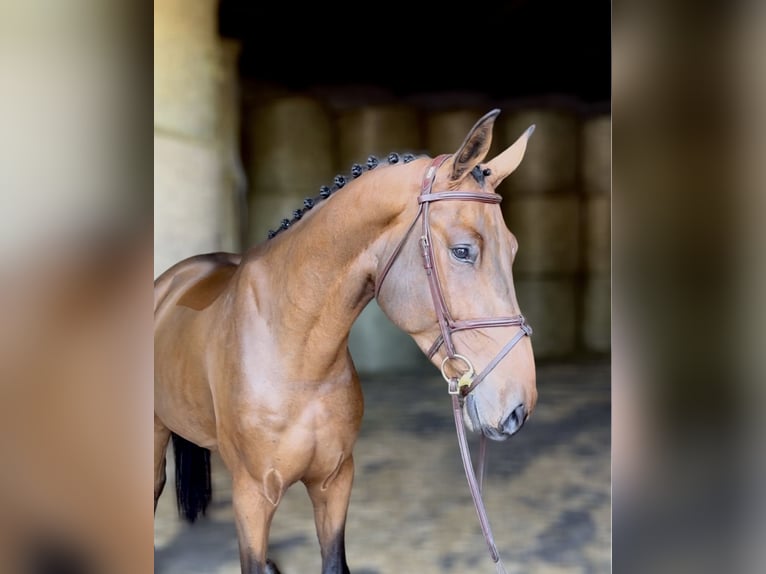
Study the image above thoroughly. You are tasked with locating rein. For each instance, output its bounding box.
[375,155,533,573]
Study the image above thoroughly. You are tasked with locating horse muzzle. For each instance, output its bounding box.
[464,394,529,441]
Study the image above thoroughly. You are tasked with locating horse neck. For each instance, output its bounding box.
[242,161,424,378]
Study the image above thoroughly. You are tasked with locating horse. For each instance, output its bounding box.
[154,109,537,574]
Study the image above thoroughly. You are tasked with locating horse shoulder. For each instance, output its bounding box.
[176,264,238,311]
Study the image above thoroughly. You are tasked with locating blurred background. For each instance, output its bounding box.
[154,1,611,573]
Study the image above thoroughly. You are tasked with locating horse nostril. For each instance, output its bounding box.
[503,404,527,435]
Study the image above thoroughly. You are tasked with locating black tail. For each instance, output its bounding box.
[171,432,212,523]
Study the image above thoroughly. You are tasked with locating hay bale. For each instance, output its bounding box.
[154,0,222,141]
[582,114,611,195]
[349,302,430,375]
[218,39,244,253]
[337,105,421,167]
[499,108,579,194]
[245,96,334,248]
[410,92,500,157]
[584,195,611,273]
[241,80,293,109]
[336,104,423,372]
[514,278,578,359]
[154,134,226,277]
[504,195,581,275]
[583,276,611,353]
[247,95,334,198]
[426,108,486,156]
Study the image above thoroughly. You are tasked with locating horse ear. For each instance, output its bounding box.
[484,125,536,188]
[448,109,501,182]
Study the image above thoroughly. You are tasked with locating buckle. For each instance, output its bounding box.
[441,354,475,395]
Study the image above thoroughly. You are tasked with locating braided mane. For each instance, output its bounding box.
[265,152,421,240]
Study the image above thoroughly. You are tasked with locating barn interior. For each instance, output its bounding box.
[154,1,611,572]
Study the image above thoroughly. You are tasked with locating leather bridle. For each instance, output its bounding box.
[375,155,533,573]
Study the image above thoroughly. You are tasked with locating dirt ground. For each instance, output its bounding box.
[154,362,611,574]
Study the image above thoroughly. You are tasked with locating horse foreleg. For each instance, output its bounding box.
[154,415,171,511]
[306,456,355,574]
[232,470,283,574]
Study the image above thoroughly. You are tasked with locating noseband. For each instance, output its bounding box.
[375,155,533,572]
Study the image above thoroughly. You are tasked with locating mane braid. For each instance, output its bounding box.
[265,152,421,241]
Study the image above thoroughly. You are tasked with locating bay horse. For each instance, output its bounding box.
[154,109,537,574]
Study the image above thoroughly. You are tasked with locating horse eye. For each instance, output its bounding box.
[451,246,472,261]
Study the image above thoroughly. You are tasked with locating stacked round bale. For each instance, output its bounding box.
[336,99,428,374]
[242,91,610,371]
[581,112,611,353]
[217,39,246,253]
[154,0,237,277]
[243,90,429,373]
[421,93,495,156]
[498,104,582,359]
[245,94,335,245]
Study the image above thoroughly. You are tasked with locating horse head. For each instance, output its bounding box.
[376,110,537,441]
